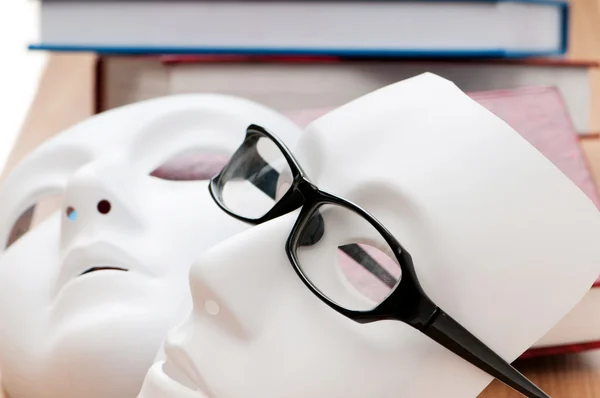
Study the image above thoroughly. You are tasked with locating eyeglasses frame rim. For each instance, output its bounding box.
[208,123,440,328]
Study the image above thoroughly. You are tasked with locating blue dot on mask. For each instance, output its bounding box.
[66,207,77,221]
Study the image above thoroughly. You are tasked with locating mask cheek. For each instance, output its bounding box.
[249,301,390,398]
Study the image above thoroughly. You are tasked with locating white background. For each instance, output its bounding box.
[0,1,46,175]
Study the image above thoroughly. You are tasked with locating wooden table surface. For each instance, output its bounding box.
[480,350,600,397]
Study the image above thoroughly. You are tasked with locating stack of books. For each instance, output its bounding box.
[30,0,600,357]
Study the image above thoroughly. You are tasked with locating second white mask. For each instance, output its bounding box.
[0,94,302,398]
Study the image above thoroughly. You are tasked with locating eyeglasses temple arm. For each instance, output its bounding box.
[422,309,550,398]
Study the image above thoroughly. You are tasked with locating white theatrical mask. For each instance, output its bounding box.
[139,73,600,398]
[0,94,301,398]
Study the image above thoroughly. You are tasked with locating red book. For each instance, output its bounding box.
[285,85,600,358]
[468,87,600,211]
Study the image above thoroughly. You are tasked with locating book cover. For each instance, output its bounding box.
[31,0,569,58]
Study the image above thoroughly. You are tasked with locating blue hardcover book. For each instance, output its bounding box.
[30,0,569,58]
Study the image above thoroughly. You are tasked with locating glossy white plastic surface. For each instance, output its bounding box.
[0,94,301,398]
[140,74,600,398]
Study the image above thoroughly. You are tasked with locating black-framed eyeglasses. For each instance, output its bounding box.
[209,124,549,398]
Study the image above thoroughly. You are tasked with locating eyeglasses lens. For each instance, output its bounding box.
[215,135,293,220]
[294,203,402,311]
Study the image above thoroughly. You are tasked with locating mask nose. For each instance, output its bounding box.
[185,216,298,339]
[60,161,146,248]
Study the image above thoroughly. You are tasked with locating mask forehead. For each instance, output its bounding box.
[128,94,301,174]
[296,72,600,361]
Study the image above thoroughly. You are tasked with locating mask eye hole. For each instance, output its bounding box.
[5,192,65,249]
[66,206,77,221]
[149,149,230,182]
